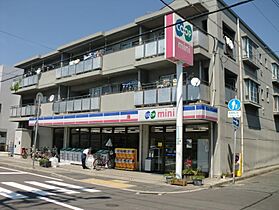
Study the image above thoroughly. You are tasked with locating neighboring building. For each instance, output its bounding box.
[10,0,279,177]
[0,65,23,151]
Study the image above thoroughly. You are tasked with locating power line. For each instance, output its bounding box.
[0,30,56,51]
[252,2,279,33]
[0,0,256,83]
[271,0,279,8]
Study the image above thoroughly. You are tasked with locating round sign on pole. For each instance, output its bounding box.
[228,99,241,111]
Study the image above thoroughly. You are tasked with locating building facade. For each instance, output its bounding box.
[10,0,279,177]
[0,65,23,151]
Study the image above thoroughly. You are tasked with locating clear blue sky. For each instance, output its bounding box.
[0,0,278,66]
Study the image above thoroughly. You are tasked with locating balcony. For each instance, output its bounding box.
[274,96,279,115]
[56,56,102,80]
[134,83,210,107]
[272,75,279,85]
[53,96,100,114]
[0,137,6,144]
[11,74,38,92]
[10,104,36,118]
[135,37,165,60]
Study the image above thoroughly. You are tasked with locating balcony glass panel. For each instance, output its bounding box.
[144,89,157,104]
[84,59,93,72]
[56,68,62,78]
[158,39,165,55]
[82,98,90,111]
[66,100,74,112]
[61,66,69,77]
[76,61,84,74]
[68,64,76,76]
[135,45,144,59]
[158,87,171,103]
[145,41,157,57]
[60,101,67,113]
[134,91,144,106]
[90,97,100,110]
[74,99,82,111]
[93,57,102,70]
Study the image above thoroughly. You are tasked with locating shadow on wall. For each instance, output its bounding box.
[245,106,261,130]
[227,144,232,173]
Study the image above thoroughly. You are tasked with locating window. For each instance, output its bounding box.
[272,63,279,80]
[242,37,257,60]
[0,103,1,113]
[259,54,262,64]
[245,79,259,103]
[261,88,264,101]
[223,23,235,59]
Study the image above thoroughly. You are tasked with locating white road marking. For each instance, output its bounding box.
[2,182,55,196]
[38,196,84,210]
[0,166,62,181]
[0,186,27,199]
[0,172,28,175]
[46,181,101,193]
[25,181,80,194]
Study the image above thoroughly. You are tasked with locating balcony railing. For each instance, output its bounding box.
[0,137,6,144]
[134,83,210,106]
[135,30,209,60]
[56,56,102,79]
[11,74,39,91]
[10,105,36,118]
[53,96,100,114]
[135,37,165,60]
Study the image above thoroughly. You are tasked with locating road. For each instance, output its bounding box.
[0,165,278,210]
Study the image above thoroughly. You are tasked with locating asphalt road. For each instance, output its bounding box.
[0,165,278,210]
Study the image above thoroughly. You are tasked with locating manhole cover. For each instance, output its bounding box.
[105,204,119,207]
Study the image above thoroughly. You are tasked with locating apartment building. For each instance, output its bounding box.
[10,0,279,177]
[0,65,23,151]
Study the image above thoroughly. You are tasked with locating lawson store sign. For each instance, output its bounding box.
[29,105,217,126]
[165,13,193,65]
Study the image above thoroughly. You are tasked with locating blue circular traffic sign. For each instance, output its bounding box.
[228,99,241,111]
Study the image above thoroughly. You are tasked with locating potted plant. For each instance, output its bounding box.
[192,175,205,186]
[39,158,51,168]
[164,171,175,184]
[182,168,197,183]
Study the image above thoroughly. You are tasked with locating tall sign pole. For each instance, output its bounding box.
[32,92,43,169]
[165,13,193,179]
[228,99,241,183]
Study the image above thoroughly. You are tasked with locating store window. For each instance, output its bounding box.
[151,126,164,133]
[127,127,139,133]
[70,128,80,148]
[114,127,126,134]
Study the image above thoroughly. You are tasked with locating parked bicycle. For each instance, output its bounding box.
[92,149,114,170]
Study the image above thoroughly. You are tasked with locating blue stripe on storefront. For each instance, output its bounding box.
[75,114,89,118]
[64,115,75,119]
[120,111,138,115]
[183,106,195,111]
[53,116,63,119]
[104,112,119,116]
[89,113,103,117]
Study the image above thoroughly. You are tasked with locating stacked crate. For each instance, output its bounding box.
[115,148,137,170]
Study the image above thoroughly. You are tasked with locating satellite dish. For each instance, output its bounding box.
[36,68,41,75]
[190,77,201,87]
[48,94,55,102]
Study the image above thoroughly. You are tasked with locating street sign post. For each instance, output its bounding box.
[228,99,241,184]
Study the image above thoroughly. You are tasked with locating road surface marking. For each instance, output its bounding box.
[0,172,28,175]
[2,182,55,196]
[45,180,100,193]
[0,166,62,181]
[38,196,84,210]
[0,186,27,199]
[80,178,135,189]
[25,181,80,194]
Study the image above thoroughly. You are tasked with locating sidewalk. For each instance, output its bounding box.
[1,154,279,194]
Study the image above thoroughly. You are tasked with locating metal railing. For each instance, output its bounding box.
[225,86,237,102]
[56,56,102,79]
[10,104,36,117]
[53,95,100,114]
[11,74,39,90]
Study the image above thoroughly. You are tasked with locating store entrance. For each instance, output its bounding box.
[148,124,210,174]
